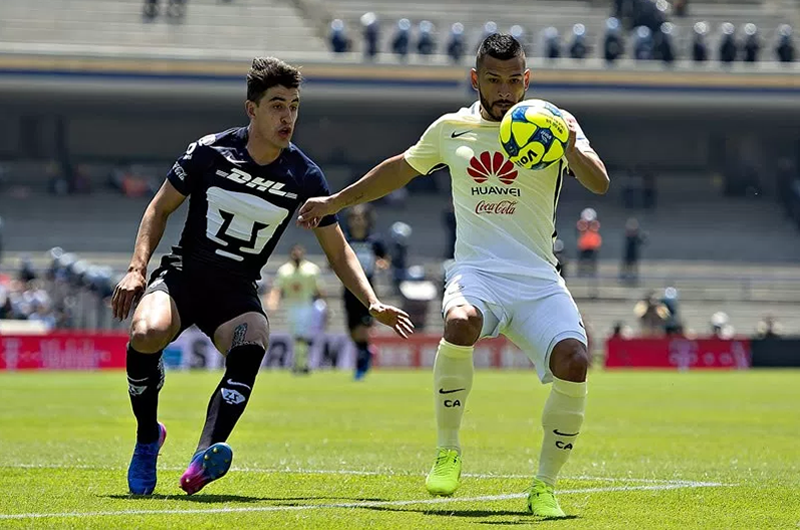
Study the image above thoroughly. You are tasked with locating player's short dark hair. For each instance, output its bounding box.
[476,33,525,70]
[247,57,303,103]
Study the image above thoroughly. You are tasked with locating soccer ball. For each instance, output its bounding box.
[499,99,570,171]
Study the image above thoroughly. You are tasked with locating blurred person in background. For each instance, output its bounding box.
[710,311,734,339]
[755,315,782,339]
[110,57,412,498]
[620,218,646,284]
[266,244,324,375]
[661,287,682,335]
[633,290,669,336]
[342,204,389,380]
[298,33,609,517]
[143,0,185,21]
[576,208,602,277]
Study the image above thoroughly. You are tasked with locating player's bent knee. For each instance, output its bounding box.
[129,319,174,353]
[550,339,590,382]
[444,305,483,346]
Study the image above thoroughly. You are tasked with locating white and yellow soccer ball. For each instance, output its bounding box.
[499,99,570,171]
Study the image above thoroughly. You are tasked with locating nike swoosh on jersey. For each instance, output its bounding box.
[450,130,472,138]
[223,154,248,165]
[439,388,466,394]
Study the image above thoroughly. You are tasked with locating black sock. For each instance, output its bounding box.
[355,341,371,373]
[196,344,265,453]
[126,344,164,444]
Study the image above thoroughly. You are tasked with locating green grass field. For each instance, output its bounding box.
[1,369,798,529]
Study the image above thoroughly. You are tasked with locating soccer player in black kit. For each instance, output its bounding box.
[111,57,414,496]
[343,204,388,380]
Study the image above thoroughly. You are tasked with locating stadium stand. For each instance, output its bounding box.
[324,0,794,60]
[0,0,327,56]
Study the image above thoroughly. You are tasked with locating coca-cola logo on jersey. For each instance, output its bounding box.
[468,151,518,185]
[475,200,517,215]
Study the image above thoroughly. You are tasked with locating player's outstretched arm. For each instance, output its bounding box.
[313,223,415,338]
[297,154,420,229]
[111,180,186,320]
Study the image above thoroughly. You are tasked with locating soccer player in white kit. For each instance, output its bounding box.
[298,34,609,517]
[266,244,323,373]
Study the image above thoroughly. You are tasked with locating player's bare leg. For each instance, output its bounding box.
[180,312,268,495]
[528,338,589,517]
[426,304,482,496]
[126,291,180,495]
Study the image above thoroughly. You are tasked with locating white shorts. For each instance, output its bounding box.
[442,263,587,383]
[286,304,314,340]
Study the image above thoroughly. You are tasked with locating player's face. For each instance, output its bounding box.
[247,85,300,149]
[471,55,530,122]
[290,246,304,262]
[348,213,368,236]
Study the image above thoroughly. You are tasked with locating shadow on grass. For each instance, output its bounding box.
[105,494,388,504]
[356,505,580,524]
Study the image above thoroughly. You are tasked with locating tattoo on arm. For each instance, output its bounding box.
[345,193,364,208]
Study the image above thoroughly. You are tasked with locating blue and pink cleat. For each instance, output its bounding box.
[179,443,234,495]
[127,422,167,495]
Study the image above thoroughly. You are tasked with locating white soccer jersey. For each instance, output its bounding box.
[405,101,590,279]
[275,260,322,307]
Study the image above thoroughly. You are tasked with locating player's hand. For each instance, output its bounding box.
[369,302,415,339]
[297,196,338,230]
[111,270,147,321]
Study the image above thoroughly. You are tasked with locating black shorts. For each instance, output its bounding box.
[343,288,373,331]
[144,257,266,339]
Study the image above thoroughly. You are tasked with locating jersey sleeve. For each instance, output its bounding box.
[166,138,211,195]
[304,165,338,227]
[404,118,445,175]
[573,119,591,151]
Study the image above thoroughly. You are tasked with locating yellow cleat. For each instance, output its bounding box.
[425,448,462,496]
[527,478,566,517]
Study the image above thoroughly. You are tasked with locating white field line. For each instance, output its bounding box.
[0,481,732,520]
[5,463,686,483]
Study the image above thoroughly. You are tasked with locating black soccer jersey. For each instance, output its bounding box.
[164,126,337,282]
[346,234,387,280]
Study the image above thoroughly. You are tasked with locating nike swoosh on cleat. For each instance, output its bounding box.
[226,379,252,390]
[450,130,471,138]
[439,388,466,394]
[553,429,580,436]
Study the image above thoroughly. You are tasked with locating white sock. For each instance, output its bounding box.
[433,339,474,453]
[536,376,587,487]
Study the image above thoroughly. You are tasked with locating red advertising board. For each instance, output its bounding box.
[0,332,128,370]
[605,336,751,369]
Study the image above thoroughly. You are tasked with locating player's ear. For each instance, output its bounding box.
[470,68,479,91]
[523,69,531,90]
[245,100,257,120]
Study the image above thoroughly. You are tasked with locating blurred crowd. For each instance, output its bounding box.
[609,287,785,340]
[0,249,116,331]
